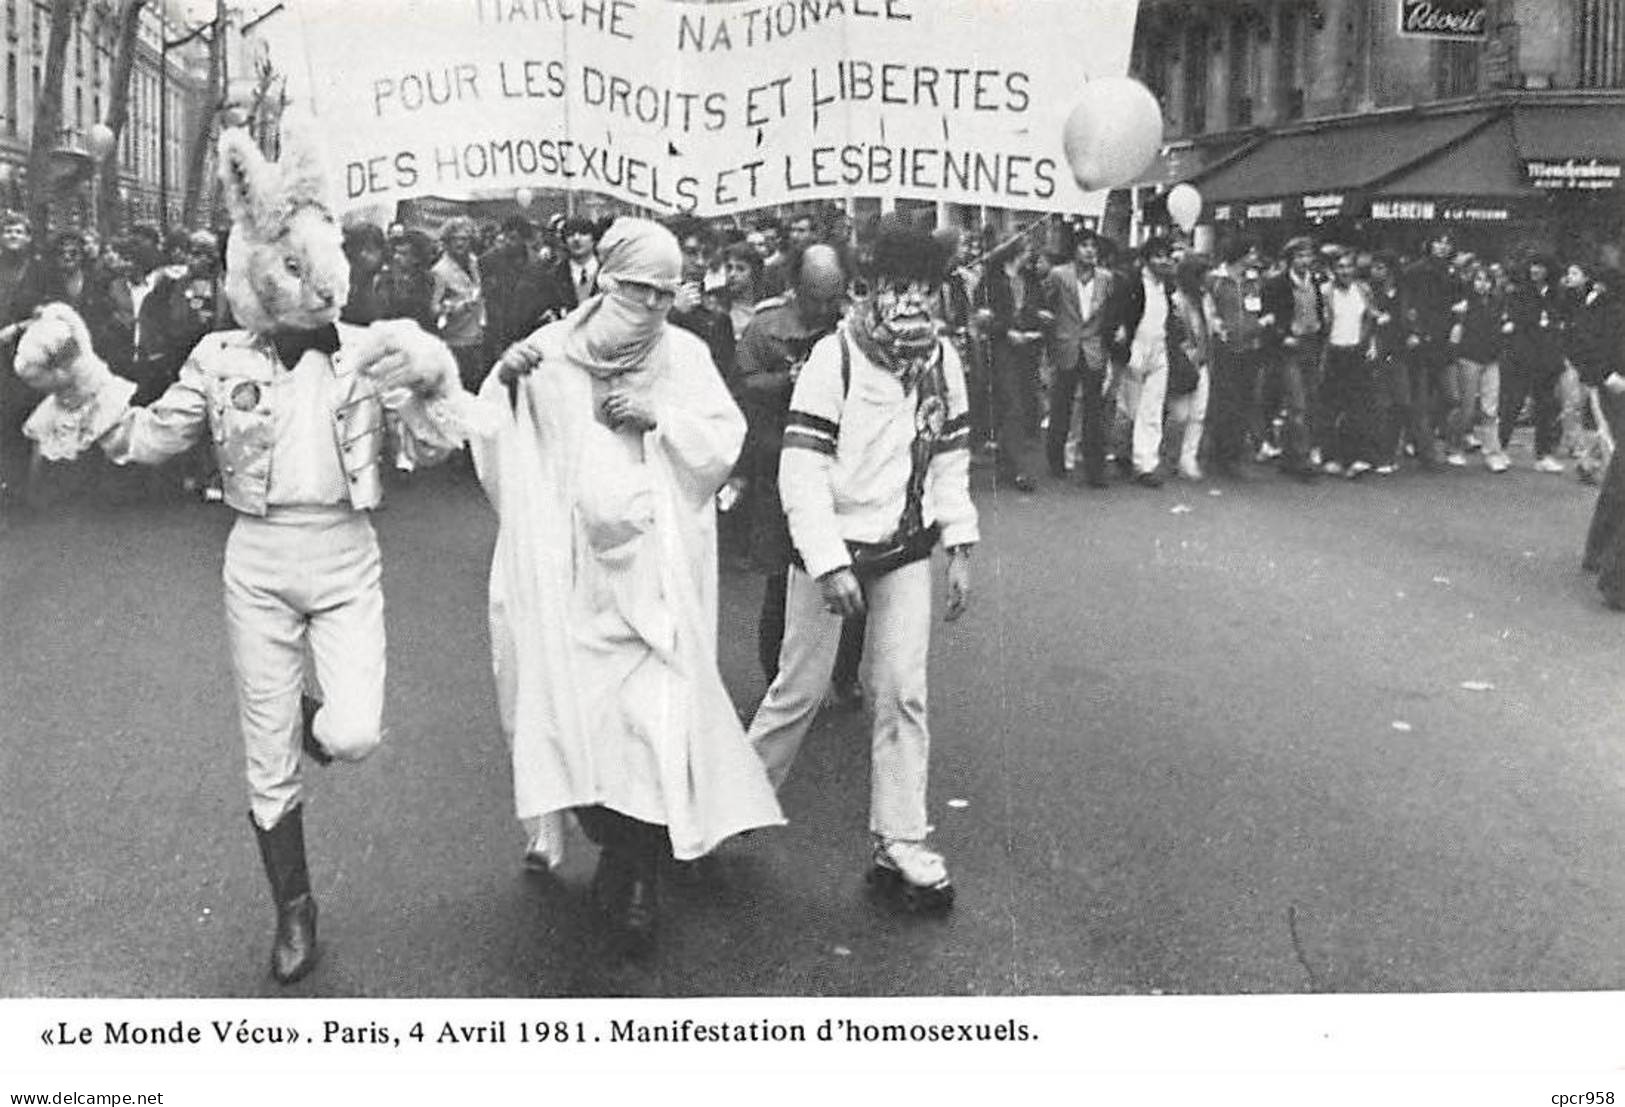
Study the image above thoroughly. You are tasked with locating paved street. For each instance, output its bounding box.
[3,449,1624,998]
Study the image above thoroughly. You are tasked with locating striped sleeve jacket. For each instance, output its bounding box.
[778,324,980,580]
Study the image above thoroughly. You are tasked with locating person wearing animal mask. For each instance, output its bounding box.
[745,215,979,915]
[10,128,495,986]
[475,218,783,960]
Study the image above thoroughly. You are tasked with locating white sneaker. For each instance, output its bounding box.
[1321,460,1344,476]
[1486,454,1510,473]
[1309,448,1323,466]
[1445,452,1468,467]
[522,814,568,874]
[1255,442,1282,462]
[1346,460,1372,479]
[1374,463,1398,476]
[873,838,950,889]
[1535,455,1566,473]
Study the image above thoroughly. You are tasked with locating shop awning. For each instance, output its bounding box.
[1513,104,1625,159]
[1512,103,1624,191]
[1126,136,1257,190]
[1195,110,1497,205]
[1369,113,1537,199]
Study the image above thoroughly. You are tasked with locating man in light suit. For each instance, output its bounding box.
[1042,226,1117,487]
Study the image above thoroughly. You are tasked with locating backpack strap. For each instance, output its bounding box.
[839,329,851,399]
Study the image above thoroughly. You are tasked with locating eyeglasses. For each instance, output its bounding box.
[612,281,676,309]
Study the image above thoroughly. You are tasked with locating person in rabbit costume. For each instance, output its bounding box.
[12,127,492,985]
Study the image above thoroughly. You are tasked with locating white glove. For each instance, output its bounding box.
[14,303,115,409]
[352,319,461,400]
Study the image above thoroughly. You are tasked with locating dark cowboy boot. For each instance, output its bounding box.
[300,693,332,766]
[251,805,319,984]
[577,806,663,958]
[619,821,666,957]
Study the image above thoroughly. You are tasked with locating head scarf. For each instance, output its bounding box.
[562,217,682,380]
[848,290,941,391]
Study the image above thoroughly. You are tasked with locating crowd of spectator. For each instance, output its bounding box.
[947,222,1623,492]
[2,200,1619,523]
[0,211,230,506]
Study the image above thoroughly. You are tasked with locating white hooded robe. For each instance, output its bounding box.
[471,321,784,861]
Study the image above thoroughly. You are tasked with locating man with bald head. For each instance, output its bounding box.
[735,243,863,697]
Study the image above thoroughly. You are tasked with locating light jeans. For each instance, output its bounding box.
[1559,363,1586,454]
[748,559,933,842]
[1448,357,1505,461]
[1167,367,1210,474]
[223,508,387,830]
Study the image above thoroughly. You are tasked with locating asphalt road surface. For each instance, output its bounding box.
[3,447,1623,998]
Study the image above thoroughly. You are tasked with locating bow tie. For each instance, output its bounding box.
[270,324,341,369]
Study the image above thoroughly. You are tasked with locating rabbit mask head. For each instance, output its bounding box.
[217,126,349,335]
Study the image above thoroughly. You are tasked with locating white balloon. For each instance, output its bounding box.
[1061,77,1164,192]
[85,123,116,163]
[1167,182,1203,231]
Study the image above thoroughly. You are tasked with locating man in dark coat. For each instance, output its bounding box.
[977,235,1042,491]
[1500,255,1570,472]
[1574,269,1625,604]
[0,209,44,507]
[734,244,858,694]
[1398,230,1459,468]
[481,215,570,363]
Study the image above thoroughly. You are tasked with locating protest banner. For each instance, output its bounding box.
[295,0,1140,216]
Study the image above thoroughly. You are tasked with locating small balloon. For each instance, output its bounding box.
[1061,77,1164,192]
[515,187,535,209]
[1167,182,1203,231]
[85,123,116,163]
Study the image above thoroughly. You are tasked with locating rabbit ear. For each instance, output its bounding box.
[217,127,282,238]
[276,125,333,217]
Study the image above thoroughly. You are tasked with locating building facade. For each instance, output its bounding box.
[1125,0,1625,262]
[0,0,213,231]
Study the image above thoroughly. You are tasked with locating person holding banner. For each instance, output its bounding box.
[478,217,783,958]
[746,216,978,914]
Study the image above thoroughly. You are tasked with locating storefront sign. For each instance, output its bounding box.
[1370,199,1436,221]
[1212,203,1234,222]
[1302,193,1346,221]
[1369,197,1513,222]
[1245,200,1285,220]
[1398,1,1488,40]
[1525,158,1622,190]
[1439,202,1510,222]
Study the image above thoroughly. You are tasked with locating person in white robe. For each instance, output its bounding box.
[470,218,783,955]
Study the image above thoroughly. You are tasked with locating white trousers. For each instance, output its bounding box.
[1167,366,1211,473]
[747,559,932,841]
[1123,344,1170,475]
[223,509,386,830]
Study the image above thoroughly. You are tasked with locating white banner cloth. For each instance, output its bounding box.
[296,0,1140,216]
